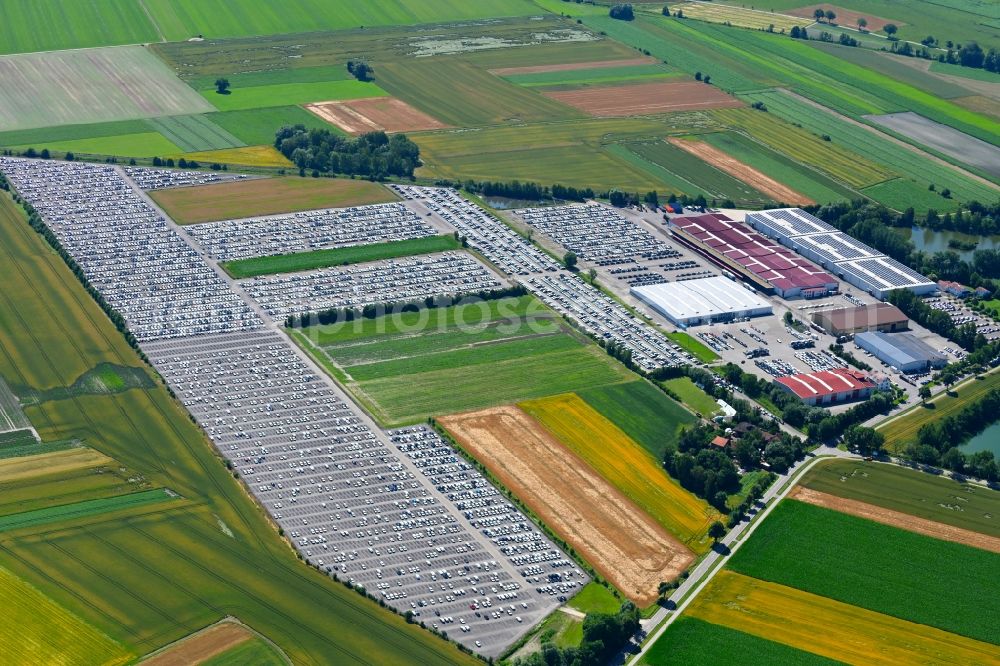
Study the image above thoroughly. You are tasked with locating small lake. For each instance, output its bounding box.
[962,422,1000,457]
[907,227,1000,262]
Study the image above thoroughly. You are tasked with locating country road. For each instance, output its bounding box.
[620,445,858,664]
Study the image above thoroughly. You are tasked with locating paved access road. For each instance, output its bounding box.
[621,445,858,665]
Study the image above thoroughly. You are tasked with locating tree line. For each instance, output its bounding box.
[275,126,420,179]
[908,388,1000,482]
[284,285,528,328]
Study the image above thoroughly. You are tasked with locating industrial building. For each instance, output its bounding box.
[632,276,773,327]
[811,303,909,336]
[854,331,948,373]
[669,213,837,298]
[746,208,936,300]
[773,368,876,406]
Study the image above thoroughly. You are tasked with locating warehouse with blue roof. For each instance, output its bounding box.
[854,331,947,374]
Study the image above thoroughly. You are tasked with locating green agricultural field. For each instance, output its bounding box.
[728,499,1000,645]
[581,15,773,93]
[860,178,961,212]
[0,193,476,664]
[201,80,387,112]
[877,369,1000,448]
[628,140,774,206]
[143,0,542,41]
[376,59,580,127]
[0,489,177,533]
[603,144,711,198]
[809,43,971,99]
[347,334,582,382]
[0,430,38,451]
[0,46,213,132]
[713,107,892,188]
[800,459,1000,538]
[0,459,146,517]
[305,295,542,344]
[146,115,245,152]
[576,381,695,459]
[414,116,716,192]
[0,565,132,666]
[309,297,631,425]
[152,17,604,78]
[0,119,152,150]
[223,235,461,278]
[13,133,182,159]
[729,94,1000,204]
[700,132,860,205]
[0,0,158,55]
[202,636,287,666]
[718,0,1000,50]
[566,582,621,615]
[930,61,1000,84]
[209,106,342,145]
[151,177,398,224]
[501,63,681,88]
[730,28,1000,145]
[666,331,719,363]
[186,65,353,91]
[662,377,721,416]
[642,617,842,666]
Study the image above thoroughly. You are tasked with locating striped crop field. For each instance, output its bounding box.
[687,571,1000,666]
[713,107,894,188]
[519,393,720,551]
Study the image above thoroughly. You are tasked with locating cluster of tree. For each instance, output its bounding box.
[457,179,596,203]
[275,126,420,179]
[602,339,635,370]
[513,602,640,666]
[214,78,230,94]
[906,389,1000,481]
[346,60,373,81]
[728,469,775,524]
[789,26,810,40]
[829,343,872,371]
[693,71,712,84]
[937,42,1000,73]
[812,8,837,22]
[665,426,741,511]
[716,363,806,426]
[809,391,893,444]
[609,3,634,20]
[284,285,527,328]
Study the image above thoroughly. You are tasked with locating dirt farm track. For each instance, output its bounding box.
[440,406,693,606]
[791,486,1000,554]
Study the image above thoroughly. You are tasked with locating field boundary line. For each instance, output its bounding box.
[778,89,1000,194]
[138,0,167,43]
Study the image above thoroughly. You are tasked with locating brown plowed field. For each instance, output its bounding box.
[305,97,448,135]
[787,4,902,32]
[542,81,742,117]
[490,57,658,76]
[668,138,814,204]
[439,406,693,606]
[142,621,253,666]
[791,486,1000,554]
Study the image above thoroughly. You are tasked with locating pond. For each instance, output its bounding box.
[962,421,1000,457]
[907,227,1000,262]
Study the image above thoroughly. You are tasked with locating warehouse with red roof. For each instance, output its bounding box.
[773,368,876,406]
[669,213,838,299]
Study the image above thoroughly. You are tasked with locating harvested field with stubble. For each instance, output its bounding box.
[142,620,258,666]
[688,571,1000,666]
[667,138,814,204]
[439,406,693,605]
[305,98,448,135]
[489,56,658,76]
[790,486,1000,554]
[543,80,742,116]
